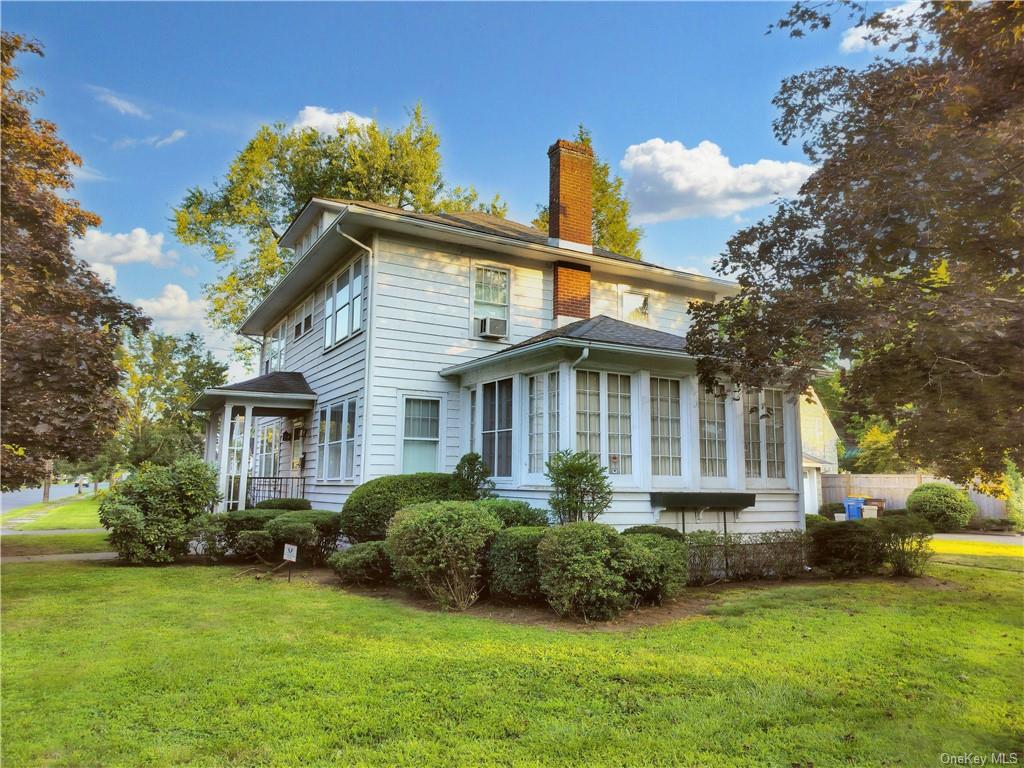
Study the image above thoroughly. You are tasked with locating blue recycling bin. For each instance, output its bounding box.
[844,497,865,520]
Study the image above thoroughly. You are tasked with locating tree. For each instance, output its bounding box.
[0,33,148,491]
[175,105,506,359]
[533,125,643,259]
[686,2,1024,484]
[849,419,913,474]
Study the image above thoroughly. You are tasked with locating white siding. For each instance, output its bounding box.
[590,272,714,336]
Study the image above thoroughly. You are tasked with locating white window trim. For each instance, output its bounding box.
[315,396,358,484]
[254,420,282,477]
[263,321,287,374]
[573,369,639,488]
[620,288,651,326]
[743,389,792,490]
[292,293,315,341]
[469,376,516,482]
[649,375,686,482]
[398,392,446,474]
[523,369,560,483]
[697,386,732,489]
[324,256,365,351]
[470,261,512,340]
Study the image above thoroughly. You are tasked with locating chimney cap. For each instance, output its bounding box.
[548,139,593,158]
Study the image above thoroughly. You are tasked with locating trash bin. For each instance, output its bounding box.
[864,497,886,513]
[844,497,865,520]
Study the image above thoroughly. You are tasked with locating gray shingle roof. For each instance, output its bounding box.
[508,315,688,353]
[218,371,315,396]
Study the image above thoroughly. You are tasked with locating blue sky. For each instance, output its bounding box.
[4,1,878,374]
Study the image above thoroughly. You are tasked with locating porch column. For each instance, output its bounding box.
[218,403,234,512]
[237,404,254,511]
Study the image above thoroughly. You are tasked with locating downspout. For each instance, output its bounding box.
[570,345,590,369]
[337,227,374,486]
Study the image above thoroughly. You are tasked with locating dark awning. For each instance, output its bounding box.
[649,492,756,510]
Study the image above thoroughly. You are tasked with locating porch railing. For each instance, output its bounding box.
[245,476,306,508]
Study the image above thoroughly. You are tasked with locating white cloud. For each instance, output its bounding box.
[840,1,921,53]
[291,106,372,134]
[73,227,178,286]
[113,129,187,150]
[71,165,108,183]
[621,138,815,223]
[90,86,149,118]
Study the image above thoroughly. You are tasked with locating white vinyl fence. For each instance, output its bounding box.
[821,473,1006,519]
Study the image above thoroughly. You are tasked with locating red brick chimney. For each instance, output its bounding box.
[547,139,593,253]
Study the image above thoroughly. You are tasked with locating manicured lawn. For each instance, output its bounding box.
[2,545,1021,767]
[931,539,1024,573]
[0,532,111,557]
[3,495,102,531]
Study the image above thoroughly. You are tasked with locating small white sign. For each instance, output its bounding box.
[283,544,298,563]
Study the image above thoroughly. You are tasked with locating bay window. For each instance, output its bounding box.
[316,397,357,482]
[527,371,559,474]
[324,258,364,349]
[574,370,634,478]
[482,378,513,477]
[650,377,682,476]
[699,388,728,478]
[744,389,787,483]
[575,371,601,456]
[606,374,632,475]
[402,397,441,473]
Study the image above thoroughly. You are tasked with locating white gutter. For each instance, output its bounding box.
[337,227,375,485]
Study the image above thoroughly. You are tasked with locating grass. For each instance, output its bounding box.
[2,541,1021,767]
[0,532,111,558]
[931,538,1023,573]
[1,495,102,531]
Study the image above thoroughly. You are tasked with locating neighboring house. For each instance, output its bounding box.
[799,389,840,516]
[193,139,809,533]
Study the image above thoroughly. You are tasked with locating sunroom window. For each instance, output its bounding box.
[575,371,601,457]
[650,377,682,476]
[744,389,787,481]
[575,371,634,477]
[527,371,559,474]
[324,258,364,349]
[481,378,513,477]
[606,374,632,475]
[699,388,728,478]
[254,421,280,477]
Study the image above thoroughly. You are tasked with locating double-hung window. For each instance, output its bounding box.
[293,295,314,340]
[744,389,787,484]
[575,371,634,478]
[254,422,281,477]
[263,322,286,374]
[699,388,728,478]
[473,266,510,337]
[324,258,364,349]
[650,377,682,476]
[527,371,559,475]
[402,397,441,472]
[622,291,650,324]
[316,397,357,482]
[481,378,513,477]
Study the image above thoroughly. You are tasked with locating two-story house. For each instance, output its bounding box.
[193,139,807,533]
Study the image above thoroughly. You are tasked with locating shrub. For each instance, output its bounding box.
[808,520,884,576]
[340,473,469,542]
[1003,459,1024,532]
[99,456,219,564]
[477,498,549,528]
[879,508,908,518]
[805,514,829,528]
[487,526,547,601]
[819,502,846,520]
[328,541,393,585]
[452,452,495,500]
[685,530,724,586]
[386,501,502,610]
[620,534,687,606]
[753,530,807,579]
[545,450,614,523]
[253,497,311,510]
[536,522,629,621]
[907,483,976,531]
[235,530,274,560]
[221,508,282,552]
[265,510,341,565]
[194,514,228,562]
[622,524,686,542]
[879,515,933,577]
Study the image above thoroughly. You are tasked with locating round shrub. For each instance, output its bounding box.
[265,510,341,565]
[819,502,846,520]
[536,522,629,621]
[805,514,829,528]
[253,497,311,510]
[452,452,495,500]
[235,530,274,560]
[622,524,686,542]
[808,520,884,576]
[222,508,282,552]
[620,534,687,606]
[879,515,933,577]
[477,498,549,528]
[340,473,469,542]
[906,483,976,531]
[487,526,547,602]
[328,541,393,585]
[386,501,502,610]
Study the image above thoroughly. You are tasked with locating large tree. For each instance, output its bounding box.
[1,33,148,491]
[686,2,1023,484]
[175,105,506,358]
[532,125,643,259]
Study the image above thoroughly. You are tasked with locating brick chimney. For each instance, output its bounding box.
[547,139,593,254]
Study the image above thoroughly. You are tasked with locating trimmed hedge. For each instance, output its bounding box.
[253,497,311,510]
[221,508,282,553]
[907,483,975,531]
[328,541,393,585]
[536,522,629,621]
[235,530,274,559]
[620,534,687,606]
[808,519,885,576]
[477,498,549,528]
[805,514,829,528]
[819,502,846,520]
[265,510,341,565]
[622,524,686,542]
[879,515,934,576]
[387,501,502,610]
[487,526,547,601]
[340,473,470,542]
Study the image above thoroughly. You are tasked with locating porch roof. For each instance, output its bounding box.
[191,371,317,413]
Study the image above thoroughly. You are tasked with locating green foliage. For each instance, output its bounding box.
[906,483,976,531]
[98,456,219,564]
[452,453,495,500]
[619,534,687,607]
[808,520,885,577]
[532,125,643,259]
[328,542,393,585]
[805,514,829,528]
[253,498,311,510]
[476,498,548,528]
[487,526,548,602]
[194,514,229,562]
[1005,459,1024,532]
[221,508,282,554]
[340,472,469,542]
[545,450,614,524]
[536,522,629,621]
[850,420,912,474]
[684,530,724,586]
[878,515,934,577]
[386,501,502,610]
[819,502,845,520]
[265,510,341,565]
[621,524,686,542]
[235,530,274,560]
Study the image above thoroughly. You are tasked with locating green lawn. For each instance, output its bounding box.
[2,543,1021,767]
[0,532,111,557]
[931,538,1024,572]
[2,495,102,530]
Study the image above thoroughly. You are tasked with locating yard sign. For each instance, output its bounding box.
[283,544,298,563]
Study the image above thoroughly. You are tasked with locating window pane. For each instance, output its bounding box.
[474,267,509,323]
[405,398,440,439]
[607,374,632,474]
[575,371,601,456]
[528,376,544,473]
[765,389,786,479]
[482,382,496,432]
[327,443,342,478]
[548,371,559,458]
[329,408,344,443]
[744,391,762,478]
[699,389,728,477]
[498,378,513,430]
[346,399,357,440]
[622,292,650,323]
[650,378,681,476]
[481,377,513,477]
[324,286,334,347]
[403,440,437,473]
[318,409,328,446]
[496,431,512,477]
[469,389,476,454]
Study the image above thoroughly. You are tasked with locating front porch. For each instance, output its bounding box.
[192,372,317,511]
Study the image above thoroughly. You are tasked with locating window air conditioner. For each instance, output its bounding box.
[477,317,508,339]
